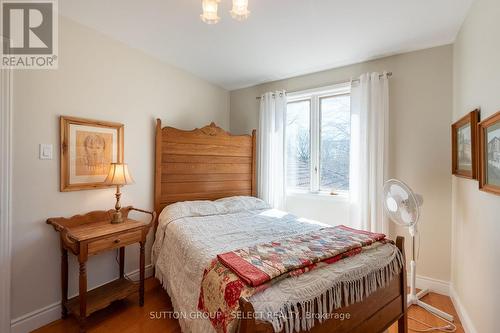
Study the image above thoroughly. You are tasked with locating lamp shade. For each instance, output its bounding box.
[104,163,134,186]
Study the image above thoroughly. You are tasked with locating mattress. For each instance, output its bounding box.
[151,196,400,333]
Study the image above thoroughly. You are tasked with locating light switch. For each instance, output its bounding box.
[39,144,53,160]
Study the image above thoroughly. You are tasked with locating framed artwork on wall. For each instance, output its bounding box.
[451,109,479,179]
[478,111,500,195]
[60,116,124,192]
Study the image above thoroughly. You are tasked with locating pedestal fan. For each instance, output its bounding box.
[383,179,454,322]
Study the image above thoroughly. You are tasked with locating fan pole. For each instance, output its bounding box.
[383,179,454,322]
[407,230,454,322]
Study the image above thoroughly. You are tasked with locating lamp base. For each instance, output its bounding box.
[110,210,123,224]
[111,185,123,224]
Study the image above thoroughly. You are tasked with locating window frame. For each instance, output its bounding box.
[285,82,351,197]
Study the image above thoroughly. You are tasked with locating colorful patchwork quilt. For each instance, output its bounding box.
[197,225,387,333]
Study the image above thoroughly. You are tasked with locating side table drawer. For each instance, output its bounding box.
[88,230,142,255]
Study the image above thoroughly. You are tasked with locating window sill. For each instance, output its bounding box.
[286,190,349,202]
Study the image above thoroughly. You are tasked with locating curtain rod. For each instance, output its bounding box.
[255,72,392,99]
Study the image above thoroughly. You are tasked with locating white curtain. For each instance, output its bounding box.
[257,91,286,209]
[349,73,389,233]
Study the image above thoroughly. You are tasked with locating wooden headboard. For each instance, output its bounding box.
[154,119,257,215]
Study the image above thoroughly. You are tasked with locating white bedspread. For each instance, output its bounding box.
[152,196,401,333]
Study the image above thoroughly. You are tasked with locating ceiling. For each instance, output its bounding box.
[60,0,474,90]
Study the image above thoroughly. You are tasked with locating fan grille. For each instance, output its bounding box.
[383,179,420,227]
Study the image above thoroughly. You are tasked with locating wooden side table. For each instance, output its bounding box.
[47,206,156,333]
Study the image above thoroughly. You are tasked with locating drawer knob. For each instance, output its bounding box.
[114,239,121,244]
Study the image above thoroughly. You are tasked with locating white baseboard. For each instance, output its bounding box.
[410,273,450,296]
[449,285,477,333]
[125,263,154,282]
[10,264,154,333]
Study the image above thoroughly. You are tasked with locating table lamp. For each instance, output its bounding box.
[104,163,134,224]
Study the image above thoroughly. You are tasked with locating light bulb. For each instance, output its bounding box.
[230,0,250,21]
[201,0,221,25]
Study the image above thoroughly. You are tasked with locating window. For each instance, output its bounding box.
[320,94,350,191]
[286,100,310,190]
[285,84,351,194]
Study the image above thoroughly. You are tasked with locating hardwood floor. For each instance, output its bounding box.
[388,291,464,333]
[33,278,463,333]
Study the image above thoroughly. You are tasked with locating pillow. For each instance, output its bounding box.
[152,196,270,265]
[158,196,269,229]
[215,196,270,212]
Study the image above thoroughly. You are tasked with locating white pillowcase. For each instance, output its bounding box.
[215,195,270,212]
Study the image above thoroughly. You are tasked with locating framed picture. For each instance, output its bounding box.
[451,109,479,179]
[478,111,500,195]
[60,116,124,191]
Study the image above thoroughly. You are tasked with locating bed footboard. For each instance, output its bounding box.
[239,236,407,333]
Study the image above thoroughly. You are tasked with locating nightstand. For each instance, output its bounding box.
[47,206,156,333]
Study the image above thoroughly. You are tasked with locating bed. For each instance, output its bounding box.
[152,119,408,333]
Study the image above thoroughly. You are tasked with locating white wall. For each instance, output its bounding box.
[10,16,229,327]
[230,45,453,282]
[452,0,500,331]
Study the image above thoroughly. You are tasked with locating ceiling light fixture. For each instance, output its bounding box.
[200,0,250,24]
[200,0,221,25]
[230,0,250,21]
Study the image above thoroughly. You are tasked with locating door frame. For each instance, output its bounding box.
[0,61,13,332]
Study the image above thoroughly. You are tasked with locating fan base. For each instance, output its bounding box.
[407,288,454,322]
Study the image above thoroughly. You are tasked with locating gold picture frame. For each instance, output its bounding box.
[478,111,500,195]
[451,109,479,179]
[60,116,124,192]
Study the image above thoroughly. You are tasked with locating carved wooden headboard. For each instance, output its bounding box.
[154,119,257,215]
